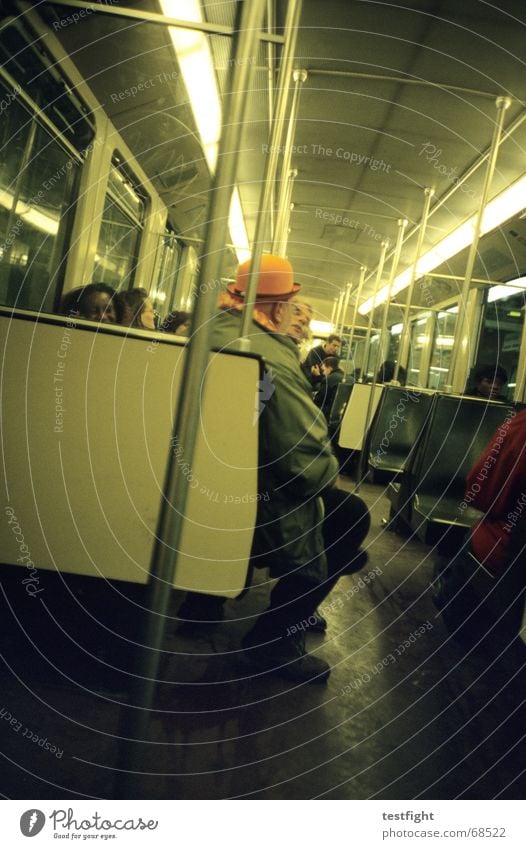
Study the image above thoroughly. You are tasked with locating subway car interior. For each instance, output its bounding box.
[0,0,525,800]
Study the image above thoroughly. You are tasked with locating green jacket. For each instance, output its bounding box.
[212,309,339,582]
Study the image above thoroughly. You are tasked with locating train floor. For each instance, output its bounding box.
[1,477,524,800]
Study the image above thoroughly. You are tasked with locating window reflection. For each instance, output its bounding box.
[0,87,80,312]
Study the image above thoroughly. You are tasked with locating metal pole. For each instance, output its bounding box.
[339,282,352,337]
[356,221,407,491]
[115,0,267,792]
[448,96,511,393]
[273,69,308,251]
[46,0,285,42]
[267,0,276,240]
[330,297,337,326]
[276,171,297,255]
[334,290,344,332]
[361,241,389,378]
[240,0,304,343]
[375,219,408,374]
[394,188,434,383]
[347,265,367,358]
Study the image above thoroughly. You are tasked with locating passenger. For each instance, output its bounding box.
[313,356,345,420]
[179,255,370,682]
[286,301,313,346]
[119,288,156,330]
[433,407,526,640]
[465,363,509,401]
[375,360,407,385]
[161,310,191,336]
[301,332,341,386]
[60,282,122,324]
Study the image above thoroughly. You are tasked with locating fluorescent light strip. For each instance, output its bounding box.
[359,173,526,314]
[161,0,250,262]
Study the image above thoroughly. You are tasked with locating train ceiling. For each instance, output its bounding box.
[38,0,526,317]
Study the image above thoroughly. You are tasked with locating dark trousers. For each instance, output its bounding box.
[258,491,370,639]
[179,489,370,638]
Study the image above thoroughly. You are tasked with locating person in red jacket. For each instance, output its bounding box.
[433,407,526,643]
[463,408,525,576]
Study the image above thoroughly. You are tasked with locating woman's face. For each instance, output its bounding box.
[140,299,156,330]
[81,292,117,324]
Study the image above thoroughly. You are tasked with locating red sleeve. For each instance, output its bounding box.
[465,411,526,515]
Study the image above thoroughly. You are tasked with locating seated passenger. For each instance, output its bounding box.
[465,363,508,401]
[60,282,122,324]
[179,255,370,683]
[301,332,341,386]
[376,360,406,385]
[433,407,526,640]
[286,301,313,347]
[119,288,156,330]
[161,310,191,336]
[313,356,344,420]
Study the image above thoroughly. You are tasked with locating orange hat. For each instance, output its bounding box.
[227,254,301,300]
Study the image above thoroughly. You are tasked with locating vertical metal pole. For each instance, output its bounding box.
[266,0,276,241]
[334,289,344,331]
[273,68,307,251]
[394,188,433,383]
[240,0,304,343]
[362,241,389,377]
[339,281,352,337]
[276,169,297,254]
[115,0,267,792]
[330,297,337,326]
[448,96,511,393]
[356,220,407,491]
[347,265,367,359]
[375,219,408,375]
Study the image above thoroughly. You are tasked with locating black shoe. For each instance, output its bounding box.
[308,610,327,633]
[242,630,330,683]
[176,593,225,635]
[342,548,368,575]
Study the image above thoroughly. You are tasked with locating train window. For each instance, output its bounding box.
[407,316,430,386]
[428,307,458,390]
[0,82,81,313]
[476,280,526,392]
[0,18,94,153]
[151,230,181,316]
[93,158,146,290]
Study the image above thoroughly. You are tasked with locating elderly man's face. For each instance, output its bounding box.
[286,301,313,342]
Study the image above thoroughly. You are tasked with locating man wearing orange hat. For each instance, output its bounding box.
[180,255,370,683]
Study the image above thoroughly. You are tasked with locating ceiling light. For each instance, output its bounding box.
[359,173,526,314]
[161,0,221,173]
